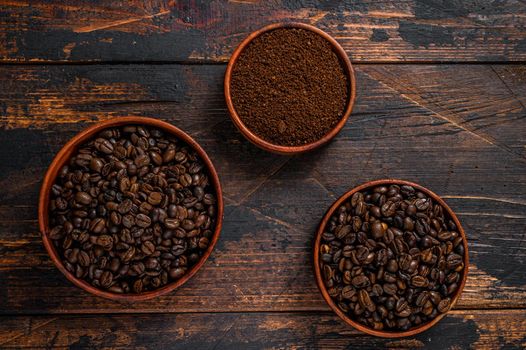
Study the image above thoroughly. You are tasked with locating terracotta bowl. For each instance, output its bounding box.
[224,22,356,155]
[313,179,469,337]
[38,117,224,301]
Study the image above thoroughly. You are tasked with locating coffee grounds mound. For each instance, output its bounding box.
[230,28,349,146]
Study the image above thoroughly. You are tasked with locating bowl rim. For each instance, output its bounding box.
[224,22,357,155]
[38,116,224,301]
[313,179,469,338]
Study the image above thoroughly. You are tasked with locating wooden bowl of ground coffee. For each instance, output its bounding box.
[39,117,223,301]
[314,179,469,337]
[225,22,356,154]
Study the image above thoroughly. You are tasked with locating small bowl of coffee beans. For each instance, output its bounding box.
[224,22,356,154]
[314,179,468,337]
[38,117,223,300]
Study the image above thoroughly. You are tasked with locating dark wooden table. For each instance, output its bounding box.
[1,1,525,349]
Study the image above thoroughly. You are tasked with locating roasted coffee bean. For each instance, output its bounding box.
[446,272,459,285]
[328,266,339,282]
[162,148,176,163]
[119,177,131,193]
[415,198,431,211]
[163,218,180,230]
[145,257,160,270]
[419,265,430,277]
[372,284,383,297]
[75,192,92,206]
[428,291,441,305]
[341,285,356,299]
[407,260,419,274]
[49,226,64,240]
[437,298,451,313]
[90,157,104,173]
[203,194,216,206]
[113,144,127,159]
[109,258,121,273]
[381,201,398,217]
[355,246,370,262]
[131,278,143,293]
[48,125,218,294]
[383,272,397,284]
[386,259,398,273]
[416,291,430,307]
[100,270,113,289]
[94,138,114,154]
[374,186,388,194]
[135,214,152,228]
[397,317,411,330]
[118,199,133,214]
[446,253,463,269]
[398,253,412,271]
[411,275,428,288]
[351,192,364,207]
[89,218,106,234]
[96,235,113,250]
[336,225,352,239]
[358,289,376,312]
[385,297,396,310]
[395,298,411,317]
[141,241,156,256]
[148,192,163,206]
[131,262,145,275]
[370,206,381,218]
[355,201,366,216]
[198,237,209,250]
[351,275,370,289]
[169,267,185,280]
[376,249,388,266]
[78,250,91,267]
[438,230,453,241]
[319,183,465,331]
[447,283,458,295]
[110,211,122,226]
[195,214,207,228]
[371,221,387,239]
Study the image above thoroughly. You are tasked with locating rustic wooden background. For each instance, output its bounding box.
[0,1,525,349]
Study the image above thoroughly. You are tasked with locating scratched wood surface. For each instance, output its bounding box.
[1,0,526,63]
[1,1,525,349]
[1,310,525,349]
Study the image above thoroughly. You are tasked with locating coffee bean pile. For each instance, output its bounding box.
[48,125,217,294]
[319,184,465,331]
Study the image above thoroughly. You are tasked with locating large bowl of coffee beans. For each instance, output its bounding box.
[224,22,356,154]
[38,117,223,300]
[314,179,468,337]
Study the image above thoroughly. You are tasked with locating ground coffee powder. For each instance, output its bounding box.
[230,28,349,146]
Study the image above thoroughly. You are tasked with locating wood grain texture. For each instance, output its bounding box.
[0,64,524,314]
[1,0,526,63]
[0,310,525,349]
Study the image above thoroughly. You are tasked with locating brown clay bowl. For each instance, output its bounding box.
[38,117,224,301]
[224,22,356,155]
[313,179,469,338]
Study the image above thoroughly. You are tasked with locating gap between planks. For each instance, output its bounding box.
[2,307,526,317]
[0,60,526,66]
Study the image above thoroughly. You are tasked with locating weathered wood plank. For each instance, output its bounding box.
[1,0,525,63]
[0,310,525,349]
[0,64,524,314]
[360,64,526,159]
